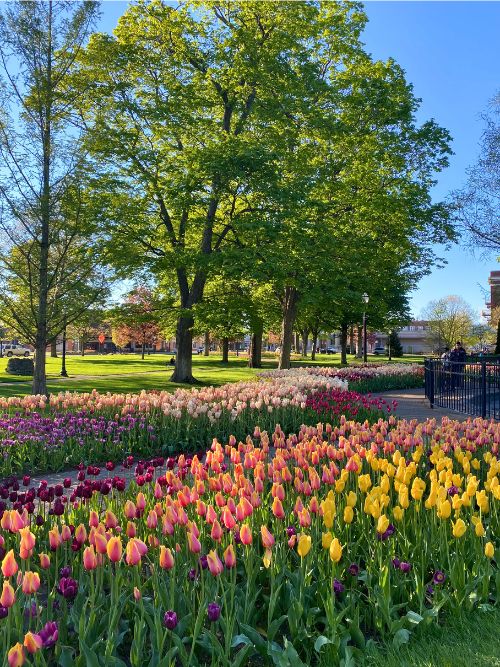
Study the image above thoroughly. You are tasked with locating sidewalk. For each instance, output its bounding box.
[375,388,471,422]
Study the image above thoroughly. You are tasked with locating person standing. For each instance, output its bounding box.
[449,341,467,388]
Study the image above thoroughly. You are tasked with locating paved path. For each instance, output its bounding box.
[374,387,471,422]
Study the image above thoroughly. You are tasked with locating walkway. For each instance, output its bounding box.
[375,387,471,422]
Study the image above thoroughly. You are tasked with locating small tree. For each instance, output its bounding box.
[111,289,160,360]
[388,330,404,357]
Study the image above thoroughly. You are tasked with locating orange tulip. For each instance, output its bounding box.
[106,536,123,562]
[1,550,18,577]
[272,497,285,519]
[211,520,223,542]
[83,545,98,571]
[94,532,108,555]
[48,527,61,550]
[105,511,118,529]
[239,523,253,545]
[126,521,137,538]
[260,526,275,549]
[23,632,42,655]
[1,580,15,607]
[75,524,87,545]
[159,545,175,570]
[89,510,99,528]
[7,643,25,667]
[61,525,72,542]
[187,531,201,553]
[222,507,236,530]
[39,553,50,569]
[126,539,143,566]
[124,501,136,519]
[21,572,40,595]
[207,550,224,576]
[224,544,236,569]
[136,493,146,511]
[133,586,141,601]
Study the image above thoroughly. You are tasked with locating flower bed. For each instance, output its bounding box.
[305,388,396,420]
[261,363,424,393]
[0,375,348,476]
[0,417,498,666]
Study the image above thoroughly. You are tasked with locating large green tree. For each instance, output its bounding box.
[73,0,370,382]
[0,1,100,394]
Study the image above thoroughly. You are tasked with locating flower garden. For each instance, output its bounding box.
[1,364,498,666]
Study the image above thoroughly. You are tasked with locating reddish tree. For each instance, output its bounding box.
[112,288,160,359]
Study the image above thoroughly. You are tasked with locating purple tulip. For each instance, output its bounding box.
[207,602,221,622]
[399,562,412,573]
[57,577,78,600]
[163,610,178,630]
[333,579,345,595]
[348,563,360,576]
[39,621,58,647]
[433,570,446,585]
[0,605,8,620]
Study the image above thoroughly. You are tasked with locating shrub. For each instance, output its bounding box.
[5,356,34,375]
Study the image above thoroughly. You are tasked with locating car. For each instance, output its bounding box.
[1,344,32,357]
[372,346,387,356]
[326,346,338,354]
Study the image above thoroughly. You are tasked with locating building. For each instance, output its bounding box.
[485,270,500,317]
[373,321,434,355]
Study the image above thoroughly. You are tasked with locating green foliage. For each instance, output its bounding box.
[388,331,404,357]
[6,356,34,376]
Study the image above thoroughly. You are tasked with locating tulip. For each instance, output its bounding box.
[475,521,485,537]
[187,531,201,554]
[61,525,72,542]
[260,526,275,549]
[21,572,40,595]
[343,506,354,524]
[126,539,143,566]
[1,550,18,577]
[163,610,178,630]
[7,643,25,667]
[297,534,312,558]
[1,581,15,608]
[206,550,224,576]
[329,538,342,563]
[207,602,221,622]
[485,542,495,559]
[133,587,141,601]
[211,520,223,542]
[263,547,272,569]
[322,532,333,549]
[272,497,285,519]
[452,518,466,538]
[239,524,252,546]
[106,536,123,562]
[23,632,42,655]
[48,527,62,550]
[159,545,175,570]
[94,532,108,555]
[223,544,236,569]
[83,546,98,571]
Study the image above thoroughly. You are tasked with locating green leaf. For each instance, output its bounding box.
[58,646,76,667]
[406,611,424,626]
[78,639,101,667]
[392,628,411,649]
[314,635,333,653]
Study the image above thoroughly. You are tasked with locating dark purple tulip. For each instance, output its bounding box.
[333,579,345,595]
[39,621,58,648]
[188,568,197,581]
[0,605,8,620]
[57,577,78,600]
[348,563,360,576]
[59,566,71,578]
[163,610,178,630]
[286,525,296,538]
[22,476,31,487]
[199,555,208,570]
[35,515,44,527]
[392,558,401,568]
[447,485,459,496]
[207,602,221,622]
[63,478,72,488]
[426,585,435,596]
[399,562,412,573]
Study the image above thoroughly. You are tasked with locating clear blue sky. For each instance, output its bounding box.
[98,1,500,319]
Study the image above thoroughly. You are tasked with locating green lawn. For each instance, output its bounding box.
[366,607,500,667]
[0,352,425,397]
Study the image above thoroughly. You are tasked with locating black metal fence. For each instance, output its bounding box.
[424,358,500,420]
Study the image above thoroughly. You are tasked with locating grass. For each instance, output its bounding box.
[366,607,500,667]
[0,352,425,398]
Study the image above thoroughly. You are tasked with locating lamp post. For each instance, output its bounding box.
[362,293,369,363]
[388,329,393,361]
[60,316,68,377]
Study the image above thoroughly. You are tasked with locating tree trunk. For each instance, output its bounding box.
[301,329,309,357]
[80,336,85,356]
[32,1,53,397]
[278,287,298,370]
[50,339,57,358]
[349,326,354,356]
[294,332,300,355]
[221,337,229,363]
[204,331,210,356]
[340,322,348,365]
[141,340,145,360]
[311,329,318,361]
[170,314,195,382]
[248,322,263,368]
[356,326,363,358]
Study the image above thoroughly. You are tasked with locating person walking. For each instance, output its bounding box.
[449,341,467,388]
[440,347,451,391]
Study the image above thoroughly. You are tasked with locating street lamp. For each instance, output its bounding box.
[362,293,369,363]
[60,316,68,377]
[388,329,393,361]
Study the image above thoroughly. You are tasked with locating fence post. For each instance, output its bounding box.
[481,360,487,419]
[428,359,435,408]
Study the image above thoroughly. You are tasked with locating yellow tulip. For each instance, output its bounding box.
[329,537,342,563]
[393,505,404,521]
[297,534,311,558]
[484,542,495,559]
[322,532,333,549]
[452,518,466,538]
[346,491,357,507]
[475,521,485,537]
[437,499,451,519]
[376,514,390,534]
[263,547,272,569]
[343,506,354,524]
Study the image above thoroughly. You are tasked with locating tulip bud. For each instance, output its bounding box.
[21,572,40,595]
[7,642,25,667]
[83,546,98,571]
[39,553,51,569]
[1,581,15,608]
[159,546,174,570]
[23,632,42,655]
[1,550,18,577]
[106,536,122,562]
